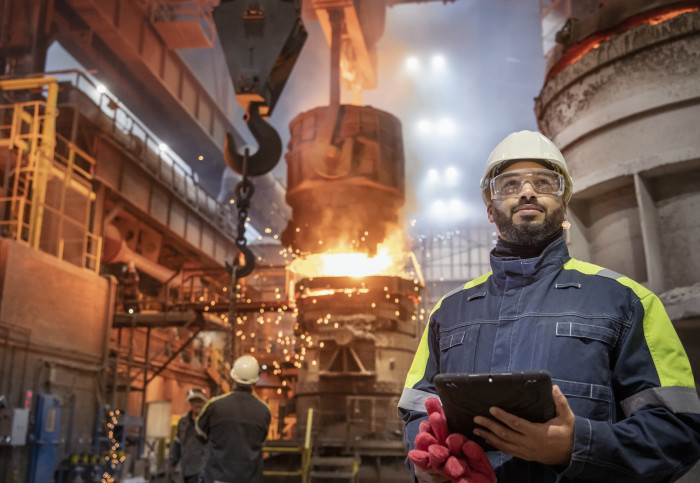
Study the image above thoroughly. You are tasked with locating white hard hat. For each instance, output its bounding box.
[230,355,260,385]
[186,388,208,402]
[479,130,573,204]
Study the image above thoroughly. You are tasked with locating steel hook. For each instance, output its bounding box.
[225,243,256,280]
[224,102,282,177]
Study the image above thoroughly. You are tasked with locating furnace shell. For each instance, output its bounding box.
[536,8,700,299]
[294,275,420,445]
[282,104,405,255]
[536,7,700,398]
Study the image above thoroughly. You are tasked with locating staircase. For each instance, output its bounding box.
[308,455,360,482]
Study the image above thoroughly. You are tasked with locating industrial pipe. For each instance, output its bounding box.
[101,224,180,285]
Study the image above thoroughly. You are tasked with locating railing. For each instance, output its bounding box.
[0,196,29,243]
[49,69,240,238]
[0,95,54,250]
[263,407,314,482]
[0,76,102,273]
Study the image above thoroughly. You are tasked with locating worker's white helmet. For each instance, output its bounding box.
[230,355,260,385]
[186,388,208,402]
[479,130,573,204]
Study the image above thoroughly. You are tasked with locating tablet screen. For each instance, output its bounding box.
[434,370,555,451]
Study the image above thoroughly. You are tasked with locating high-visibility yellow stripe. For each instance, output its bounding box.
[196,392,230,424]
[617,277,695,388]
[465,272,492,289]
[404,272,492,389]
[253,390,272,412]
[564,259,694,389]
[562,258,600,276]
[405,321,433,389]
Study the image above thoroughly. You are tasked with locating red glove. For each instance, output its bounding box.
[408,397,496,483]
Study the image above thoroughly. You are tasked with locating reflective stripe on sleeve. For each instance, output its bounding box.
[398,386,440,412]
[564,259,695,389]
[621,386,700,417]
[194,421,208,440]
[404,322,432,389]
[403,272,492,390]
[594,268,624,280]
[637,291,695,388]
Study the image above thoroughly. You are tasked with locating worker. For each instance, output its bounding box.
[121,260,141,313]
[168,388,208,483]
[398,130,700,482]
[196,355,271,483]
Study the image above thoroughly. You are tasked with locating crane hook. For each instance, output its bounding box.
[225,242,255,280]
[224,102,282,177]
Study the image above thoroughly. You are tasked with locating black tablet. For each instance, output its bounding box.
[434,370,556,451]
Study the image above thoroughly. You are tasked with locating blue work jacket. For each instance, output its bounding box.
[399,237,700,482]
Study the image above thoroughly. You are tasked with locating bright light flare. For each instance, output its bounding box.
[405,56,420,71]
[417,119,432,134]
[432,55,446,70]
[418,118,456,136]
[445,166,459,185]
[431,200,446,214]
[438,118,456,135]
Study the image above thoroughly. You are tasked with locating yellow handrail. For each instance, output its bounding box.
[263,407,313,482]
[0,77,102,273]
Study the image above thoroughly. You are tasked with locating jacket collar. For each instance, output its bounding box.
[489,236,570,288]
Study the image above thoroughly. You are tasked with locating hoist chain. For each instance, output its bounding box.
[225,264,239,365]
[234,177,255,257]
[225,148,256,365]
[231,147,256,280]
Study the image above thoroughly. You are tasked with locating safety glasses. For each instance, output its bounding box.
[490,168,565,200]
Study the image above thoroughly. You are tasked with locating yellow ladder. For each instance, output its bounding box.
[0,77,57,249]
[263,407,314,482]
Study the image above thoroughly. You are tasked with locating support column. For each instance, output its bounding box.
[634,173,665,293]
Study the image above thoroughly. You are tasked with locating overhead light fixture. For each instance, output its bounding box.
[432,54,446,70]
[438,118,455,135]
[406,56,420,71]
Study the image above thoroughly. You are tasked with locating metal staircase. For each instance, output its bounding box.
[308,454,360,482]
[263,408,315,482]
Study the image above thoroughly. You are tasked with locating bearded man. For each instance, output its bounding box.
[399,130,700,482]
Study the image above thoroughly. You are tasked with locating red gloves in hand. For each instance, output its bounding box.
[408,398,496,483]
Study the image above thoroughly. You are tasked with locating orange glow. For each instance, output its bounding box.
[648,7,698,25]
[548,6,699,80]
[302,287,370,298]
[289,244,404,278]
[288,231,408,278]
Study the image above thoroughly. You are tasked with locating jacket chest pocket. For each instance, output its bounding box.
[555,321,617,345]
[531,317,619,384]
[439,325,480,373]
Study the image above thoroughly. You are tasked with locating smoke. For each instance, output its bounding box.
[184,0,547,235]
